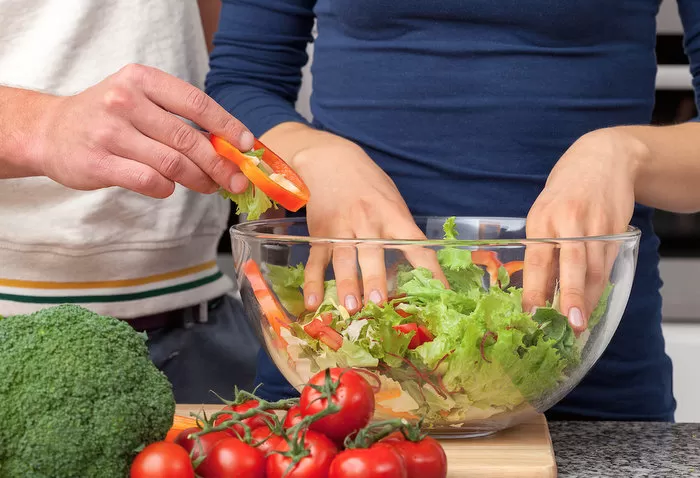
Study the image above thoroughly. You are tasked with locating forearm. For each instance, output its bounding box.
[197,0,221,53]
[0,86,53,179]
[603,122,700,213]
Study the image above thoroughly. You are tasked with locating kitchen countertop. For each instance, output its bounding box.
[549,421,700,477]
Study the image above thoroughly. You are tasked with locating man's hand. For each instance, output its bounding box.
[32,64,253,198]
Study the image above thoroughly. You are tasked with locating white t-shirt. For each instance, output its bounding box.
[0,0,234,318]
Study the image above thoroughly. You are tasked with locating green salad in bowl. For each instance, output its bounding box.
[232,216,639,437]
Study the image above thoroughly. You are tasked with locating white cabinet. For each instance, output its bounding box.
[663,323,700,423]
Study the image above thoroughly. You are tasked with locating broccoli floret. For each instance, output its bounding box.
[0,305,175,477]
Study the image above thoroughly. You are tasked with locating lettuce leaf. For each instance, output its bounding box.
[266,263,305,316]
[218,149,277,220]
[219,183,275,221]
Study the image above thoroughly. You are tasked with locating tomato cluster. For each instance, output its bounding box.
[130,367,447,478]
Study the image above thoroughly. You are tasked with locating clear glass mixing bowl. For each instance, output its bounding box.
[231,217,640,438]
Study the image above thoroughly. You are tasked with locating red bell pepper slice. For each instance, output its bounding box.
[243,259,291,338]
[210,134,310,212]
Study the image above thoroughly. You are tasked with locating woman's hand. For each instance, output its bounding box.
[268,126,446,314]
[523,128,646,334]
[32,64,253,198]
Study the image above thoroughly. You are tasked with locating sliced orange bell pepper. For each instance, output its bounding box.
[210,134,310,212]
[504,260,524,276]
[471,250,503,285]
[243,259,292,338]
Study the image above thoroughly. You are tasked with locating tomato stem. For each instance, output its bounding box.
[344,419,410,449]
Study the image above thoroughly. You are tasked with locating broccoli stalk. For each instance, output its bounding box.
[0,305,175,477]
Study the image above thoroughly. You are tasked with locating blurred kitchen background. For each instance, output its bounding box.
[218,0,700,422]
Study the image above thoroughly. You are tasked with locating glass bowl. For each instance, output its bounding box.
[231,216,640,438]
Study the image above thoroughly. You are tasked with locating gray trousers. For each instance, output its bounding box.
[145,294,261,404]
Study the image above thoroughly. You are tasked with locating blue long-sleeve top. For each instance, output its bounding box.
[207,0,700,421]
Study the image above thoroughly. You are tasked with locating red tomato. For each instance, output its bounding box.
[267,430,338,478]
[197,437,266,478]
[382,437,447,478]
[176,429,229,460]
[329,444,407,478]
[418,325,434,342]
[250,425,284,456]
[213,400,268,438]
[173,427,201,451]
[300,368,375,444]
[130,441,194,478]
[393,323,433,349]
[284,406,304,428]
[380,431,406,444]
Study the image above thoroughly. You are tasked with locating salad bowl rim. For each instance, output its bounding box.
[231,216,641,246]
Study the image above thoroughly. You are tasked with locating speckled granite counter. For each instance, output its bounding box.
[549,421,699,477]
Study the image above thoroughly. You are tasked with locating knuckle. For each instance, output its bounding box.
[117,63,148,87]
[336,277,359,293]
[133,169,164,194]
[184,87,210,117]
[561,285,585,301]
[171,122,199,154]
[207,152,234,181]
[587,266,606,285]
[564,245,586,265]
[217,114,245,138]
[102,86,134,112]
[525,250,550,269]
[361,274,384,286]
[93,122,121,146]
[157,151,186,179]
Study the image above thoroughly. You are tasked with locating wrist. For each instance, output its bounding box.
[0,88,59,177]
[579,127,650,185]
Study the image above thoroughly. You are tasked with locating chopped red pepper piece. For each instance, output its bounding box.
[303,318,325,338]
[210,134,310,212]
[319,312,333,326]
[318,328,343,351]
[395,308,412,319]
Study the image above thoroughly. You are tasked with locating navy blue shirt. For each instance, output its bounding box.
[207,0,700,421]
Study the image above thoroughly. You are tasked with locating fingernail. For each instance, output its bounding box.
[369,290,382,305]
[239,131,254,150]
[345,295,358,311]
[568,307,584,329]
[306,294,318,309]
[229,173,248,193]
[530,306,539,315]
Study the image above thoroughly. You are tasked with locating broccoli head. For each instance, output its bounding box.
[0,304,175,477]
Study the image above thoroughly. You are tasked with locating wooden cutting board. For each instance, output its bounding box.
[176,405,557,477]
